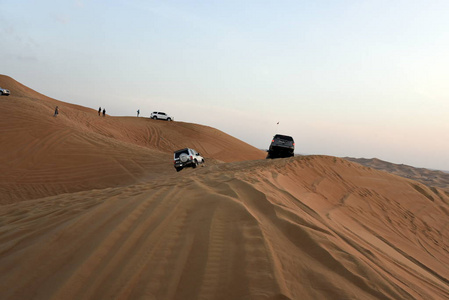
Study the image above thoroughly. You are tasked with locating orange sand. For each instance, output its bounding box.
[1,75,448,300]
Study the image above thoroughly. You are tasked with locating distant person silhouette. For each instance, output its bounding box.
[98,107,101,116]
[102,108,106,117]
[53,106,59,117]
[137,109,140,117]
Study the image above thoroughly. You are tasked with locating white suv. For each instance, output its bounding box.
[0,87,10,96]
[174,148,204,172]
[150,111,173,121]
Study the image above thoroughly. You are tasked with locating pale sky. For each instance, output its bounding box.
[1,0,448,170]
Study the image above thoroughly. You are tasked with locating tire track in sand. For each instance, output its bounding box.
[7,128,72,171]
[50,185,175,300]
[111,185,192,300]
[196,199,232,300]
[194,178,278,299]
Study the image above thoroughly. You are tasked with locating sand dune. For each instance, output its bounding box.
[1,75,449,299]
[345,157,449,193]
[1,157,448,299]
[0,75,265,204]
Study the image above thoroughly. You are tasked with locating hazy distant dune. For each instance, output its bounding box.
[344,157,449,192]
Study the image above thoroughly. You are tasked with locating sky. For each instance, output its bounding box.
[1,0,448,170]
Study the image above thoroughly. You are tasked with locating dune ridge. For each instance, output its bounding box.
[1,75,449,299]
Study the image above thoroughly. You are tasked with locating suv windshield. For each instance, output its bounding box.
[274,135,293,141]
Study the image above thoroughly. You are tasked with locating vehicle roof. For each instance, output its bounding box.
[174,148,193,153]
[273,134,294,141]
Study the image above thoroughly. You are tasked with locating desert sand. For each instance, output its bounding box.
[345,157,449,193]
[1,75,449,300]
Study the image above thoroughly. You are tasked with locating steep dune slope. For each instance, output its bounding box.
[1,156,448,299]
[0,75,265,203]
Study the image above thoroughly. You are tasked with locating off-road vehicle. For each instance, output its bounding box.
[0,87,10,96]
[266,134,295,159]
[174,148,204,172]
[150,111,173,121]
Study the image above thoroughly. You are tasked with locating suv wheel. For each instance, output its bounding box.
[152,116,157,119]
[192,160,198,168]
[167,118,171,121]
[179,153,189,163]
[176,167,183,172]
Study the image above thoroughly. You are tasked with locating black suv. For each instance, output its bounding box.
[266,134,295,159]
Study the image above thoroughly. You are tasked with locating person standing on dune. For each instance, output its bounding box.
[98,107,101,116]
[53,106,59,117]
[102,108,106,117]
[137,109,140,117]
